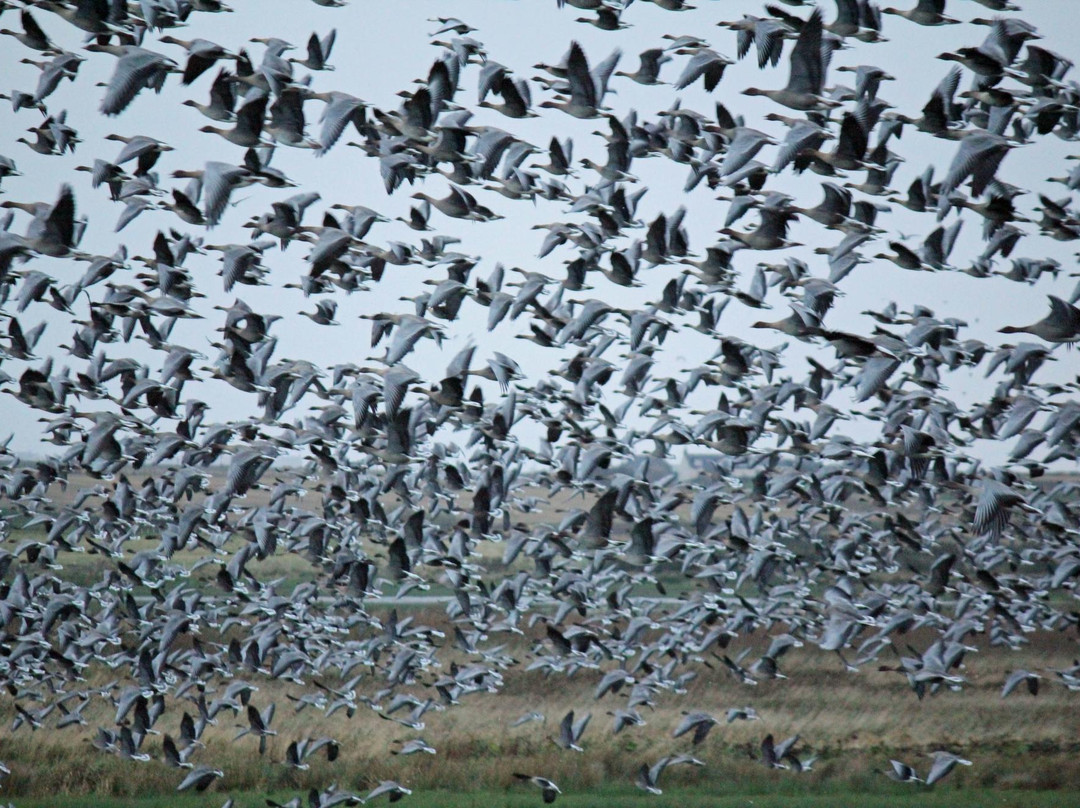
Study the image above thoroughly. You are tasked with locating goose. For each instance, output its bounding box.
[33,0,112,35]
[671,711,718,745]
[0,9,55,52]
[803,110,869,173]
[181,67,237,120]
[938,47,1005,78]
[290,29,336,71]
[615,48,671,85]
[364,781,413,802]
[176,766,223,792]
[844,152,901,196]
[792,182,851,228]
[718,127,777,177]
[888,66,962,137]
[673,48,732,92]
[875,221,961,272]
[768,113,833,173]
[608,708,646,734]
[835,64,894,101]
[760,734,789,769]
[412,185,501,221]
[479,75,536,118]
[264,85,320,148]
[103,133,174,175]
[938,132,1013,202]
[90,45,181,116]
[16,110,79,155]
[391,738,437,756]
[309,91,367,155]
[882,0,958,26]
[925,751,972,785]
[300,299,338,326]
[7,183,80,258]
[743,9,838,111]
[999,295,1080,343]
[0,88,44,114]
[1001,669,1041,698]
[725,706,760,723]
[576,6,629,31]
[972,478,1040,538]
[1011,45,1073,88]
[752,304,822,339]
[720,15,792,69]
[511,711,546,727]
[171,161,257,227]
[162,734,193,769]
[644,0,695,9]
[970,18,1042,65]
[428,17,477,37]
[661,34,710,51]
[431,36,487,65]
[721,196,802,250]
[513,773,561,803]
[158,36,237,84]
[883,759,922,783]
[556,0,606,10]
[635,762,665,795]
[538,41,615,119]
[552,709,590,751]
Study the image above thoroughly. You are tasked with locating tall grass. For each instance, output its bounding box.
[11,786,1080,808]
[3,476,1079,803]
[1,624,1078,801]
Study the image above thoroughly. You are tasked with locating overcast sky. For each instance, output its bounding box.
[1,0,1077,465]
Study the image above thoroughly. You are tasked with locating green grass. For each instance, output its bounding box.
[13,786,1080,808]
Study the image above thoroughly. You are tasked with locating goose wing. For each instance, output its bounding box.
[785,7,824,96]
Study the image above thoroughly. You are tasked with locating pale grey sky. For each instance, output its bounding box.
[1,0,1077,465]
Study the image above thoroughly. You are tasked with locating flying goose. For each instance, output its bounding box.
[513,773,561,803]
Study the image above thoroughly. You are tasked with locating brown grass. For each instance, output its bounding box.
[4,472,1079,799]
[1,619,1078,799]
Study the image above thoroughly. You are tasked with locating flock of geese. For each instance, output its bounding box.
[1,0,1080,803]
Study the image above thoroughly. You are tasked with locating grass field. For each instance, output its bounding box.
[1,615,1078,803]
[3,475,1080,805]
[10,786,1080,808]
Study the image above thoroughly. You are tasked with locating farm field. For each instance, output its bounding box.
[11,789,1080,808]
[0,610,1078,802]
[3,473,1080,805]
